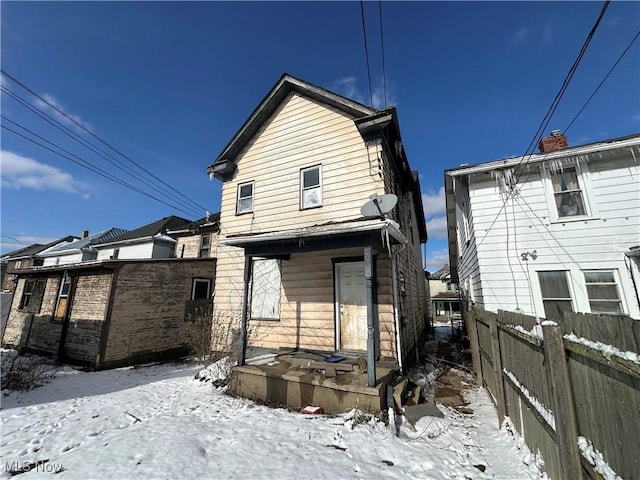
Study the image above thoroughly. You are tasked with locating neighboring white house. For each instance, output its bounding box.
[428,264,461,320]
[39,228,129,266]
[93,216,191,261]
[445,132,640,320]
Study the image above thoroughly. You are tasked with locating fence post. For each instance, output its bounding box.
[542,323,582,480]
[466,307,483,387]
[489,313,507,425]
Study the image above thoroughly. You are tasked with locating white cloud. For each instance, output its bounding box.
[426,215,448,240]
[34,93,91,131]
[332,76,396,110]
[424,248,450,273]
[422,186,446,218]
[1,150,90,197]
[511,27,529,46]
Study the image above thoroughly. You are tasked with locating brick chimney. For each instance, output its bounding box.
[81,230,89,239]
[538,130,568,153]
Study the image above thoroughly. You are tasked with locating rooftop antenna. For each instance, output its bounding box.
[360,193,398,218]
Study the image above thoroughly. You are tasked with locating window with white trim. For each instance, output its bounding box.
[191,278,212,300]
[199,234,211,258]
[54,273,72,320]
[236,181,254,214]
[583,270,623,314]
[250,258,281,320]
[14,261,22,269]
[538,271,574,320]
[300,165,322,209]
[551,167,586,218]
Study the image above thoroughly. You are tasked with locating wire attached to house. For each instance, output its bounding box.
[1,69,210,215]
[378,0,388,108]
[359,0,374,108]
[472,0,612,251]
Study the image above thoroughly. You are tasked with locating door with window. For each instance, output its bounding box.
[336,262,367,351]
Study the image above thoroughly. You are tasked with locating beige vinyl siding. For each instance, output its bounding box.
[242,248,397,359]
[175,233,219,259]
[218,93,383,234]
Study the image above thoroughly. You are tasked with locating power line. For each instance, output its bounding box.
[1,121,202,217]
[359,0,374,108]
[1,69,209,214]
[1,86,203,216]
[473,0,612,250]
[378,1,388,108]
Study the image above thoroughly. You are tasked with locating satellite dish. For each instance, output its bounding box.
[360,193,398,217]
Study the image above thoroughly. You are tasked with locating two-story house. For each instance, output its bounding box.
[428,264,461,322]
[207,74,428,384]
[445,132,640,320]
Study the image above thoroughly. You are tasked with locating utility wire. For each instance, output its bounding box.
[378,0,388,108]
[1,122,201,217]
[473,0,612,250]
[1,86,203,217]
[359,0,374,108]
[1,69,209,214]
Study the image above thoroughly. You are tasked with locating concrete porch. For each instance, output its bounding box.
[229,350,397,414]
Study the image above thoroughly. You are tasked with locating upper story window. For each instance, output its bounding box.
[236,181,254,214]
[551,168,586,218]
[583,270,623,314]
[300,165,322,210]
[543,162,595,222]
[14,261,22,269]
[538,271,574,320]
[199,234,211,258]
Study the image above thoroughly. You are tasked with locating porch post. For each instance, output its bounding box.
[237,254,252,366]
[364,246,376,387]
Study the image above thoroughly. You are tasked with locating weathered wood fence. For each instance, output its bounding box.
[466,307,640,480]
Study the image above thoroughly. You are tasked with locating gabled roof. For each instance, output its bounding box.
[42,228,129,255]
[95,216,192,245]
[430,264,451,280]
[207,74,375,177]
[1,236,79,260]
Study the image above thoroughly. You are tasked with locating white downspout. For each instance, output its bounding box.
[391,251,403,373]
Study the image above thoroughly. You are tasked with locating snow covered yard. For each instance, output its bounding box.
[1,355,545,479]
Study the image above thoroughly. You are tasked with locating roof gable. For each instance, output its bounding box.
[95,216,191,245]
[207,74,375,179]
[44,228,129,254]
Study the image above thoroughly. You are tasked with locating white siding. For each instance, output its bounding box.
[455,150,640,319]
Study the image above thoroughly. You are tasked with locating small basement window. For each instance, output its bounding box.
[237,181,254,214]
[300,165,322,209]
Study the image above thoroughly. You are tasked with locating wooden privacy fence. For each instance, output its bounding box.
[466,307,640,480]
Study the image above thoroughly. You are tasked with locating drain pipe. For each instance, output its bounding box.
[391,251,403,374]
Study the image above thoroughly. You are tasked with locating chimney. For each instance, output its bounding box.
[538,130,568,153]
[81,230,89,239]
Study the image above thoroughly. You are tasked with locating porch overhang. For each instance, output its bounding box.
[220,218,407,256]
[230,218,407,388]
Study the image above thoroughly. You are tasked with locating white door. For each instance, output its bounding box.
[336,262,367,351]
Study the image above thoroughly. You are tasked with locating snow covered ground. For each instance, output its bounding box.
[1,356,546,479]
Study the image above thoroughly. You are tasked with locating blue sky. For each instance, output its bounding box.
[1,1,638,270]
